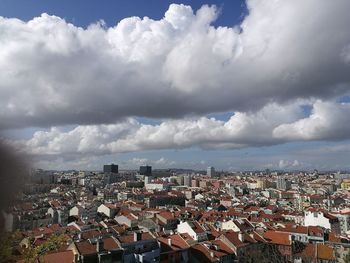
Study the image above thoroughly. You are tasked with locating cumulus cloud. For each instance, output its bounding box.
[9,99,350,162]
[13,101,304,157]
[1,1,350,129]
[274,101,350,141]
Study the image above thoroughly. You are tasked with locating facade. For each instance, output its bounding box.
[69,204,98,221]
[47,207,69,225]
[115,214,138,228]
[177,221,208,241]
[330,212,350,234]
[30,170,58,184]
[103,164,119,174]
[183,174,192,187]
[218,231,267,262]
[175,175,184,185]
[156,211,179,230]
[145,182,166,191]
[276,176,291,191]
[145,195,186,208]
[304,210,341,234]
[104,173,118,184]
[158,234,190,263]
[69,237,123,263]
[207,167,215,178]
[140,166,152,176]
[341,179,350,190]
[144,175,151,185]
[117,232,160,263]
[256,179,267,190]
[97,203,119,218]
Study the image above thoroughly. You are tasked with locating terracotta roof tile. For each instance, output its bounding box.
[263,230,291,246]
[76,241,97,256]
[298,243,335,261]
[117,232,154,244]
[103,237,121,251]
[41,250,74,263]
[158,234,190,251]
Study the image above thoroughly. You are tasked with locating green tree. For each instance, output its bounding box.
[0,230,22,262]
[23,234,66,263]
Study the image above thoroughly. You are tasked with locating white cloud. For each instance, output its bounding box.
[278,159,300,169]
[0,1,350,129]
[10,99,350,163]
[14,101,305,157]
[129,157,149,166]
[273,100,350,141]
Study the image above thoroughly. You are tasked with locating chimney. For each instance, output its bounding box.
[96,239,103,252]
[134,231,142,242]
[168,238,172,246]
[238,232,244,242]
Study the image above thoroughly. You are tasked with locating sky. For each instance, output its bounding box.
[1,0,350,171]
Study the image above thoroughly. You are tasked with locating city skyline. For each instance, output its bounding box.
[1,0,350,171]
[3,2,350,263]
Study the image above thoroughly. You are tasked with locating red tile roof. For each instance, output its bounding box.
[117,232,154,244]
[158,234,190,251]
[158,211,175,220]
[81,229,101,240]
[190,221,206,234]
[277,225,308,235]
[220,231,256,248]
[263,230,291,246]
[42,250,74,263]
[75,241,97,256]
[103,237,121,251]
[307,226,324,236]
[297,243,335,261]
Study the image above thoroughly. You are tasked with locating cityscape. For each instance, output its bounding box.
[2,165,350,262]
[1,0,350,263]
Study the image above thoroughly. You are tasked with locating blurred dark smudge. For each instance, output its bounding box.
[0,139,30,231]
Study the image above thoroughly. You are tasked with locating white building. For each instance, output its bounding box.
[177,220,207,241]
[144,175,151,185]
[97,203,118,218]
[69,203,98,221]
[304,209,340,234]
[118,192,132,201]
[220,219,238,231]
[276,176,291,191]
[329,211,350,234]
[219,219,254,232]
[247,182,257,189]
[195,193,204,200]
[145,182,166,191]
[47,207,68,225]
[183,174,192,187]
[207,167,215,178]
[115,214,138,228]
